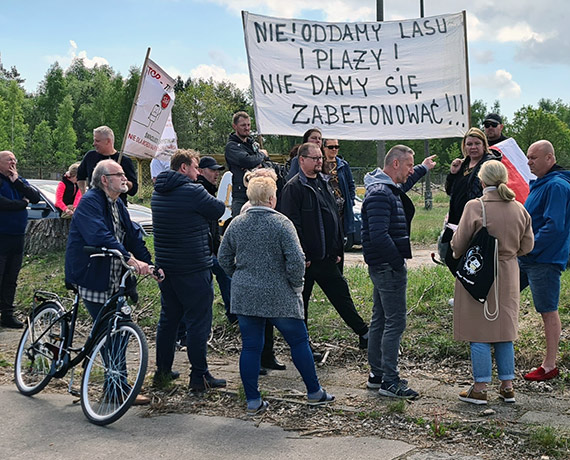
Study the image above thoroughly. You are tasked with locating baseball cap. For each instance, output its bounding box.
[199,156,224,170]
[483,113,503,125]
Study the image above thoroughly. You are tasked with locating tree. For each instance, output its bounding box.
[172,78,251,154]
[510,106,570,166]
[53,95,78,170]
[31,120,53,177]
[36,63,67,129]
[0,80,28,155]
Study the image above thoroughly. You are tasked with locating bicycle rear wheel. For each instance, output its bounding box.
[80,321,148,425]
[14,302,68,396]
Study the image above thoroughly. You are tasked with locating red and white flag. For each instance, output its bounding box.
[490,138,535,203]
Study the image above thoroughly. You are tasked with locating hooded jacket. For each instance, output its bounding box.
[151,170,225,275]
[361,165,427,269]
[519,167,570,269]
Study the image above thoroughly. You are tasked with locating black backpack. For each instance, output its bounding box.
[455,198,499,320]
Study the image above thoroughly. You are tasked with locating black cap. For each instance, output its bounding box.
[484,113,503,124]
[199,156,224,170]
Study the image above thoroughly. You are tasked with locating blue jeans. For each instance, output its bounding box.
[156,270,213,383]
[367,264,407,384]
[519,260,561,313]
[470,342,515,382]
[237,315,320,402]
[83,298,129,391]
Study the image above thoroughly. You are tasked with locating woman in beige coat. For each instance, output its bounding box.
[451,161,534,405]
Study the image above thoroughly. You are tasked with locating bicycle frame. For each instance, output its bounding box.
[26,252,138,383]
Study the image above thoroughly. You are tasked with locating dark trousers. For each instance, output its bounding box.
[156,269,214,383]
[302,258,368,336]
[0,237,24,316]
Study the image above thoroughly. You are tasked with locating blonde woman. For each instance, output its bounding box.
[443,128,499,273]
[451,161,534,405]
[219,176,334,415]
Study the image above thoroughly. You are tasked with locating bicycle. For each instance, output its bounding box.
[14,246,159,426]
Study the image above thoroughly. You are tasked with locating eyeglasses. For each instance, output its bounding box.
[105,172,127,178]
[483,122,499,128]
[302,155,323,162]
[325,145,340,150]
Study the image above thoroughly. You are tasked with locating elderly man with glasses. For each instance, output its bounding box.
[281,142,369,357]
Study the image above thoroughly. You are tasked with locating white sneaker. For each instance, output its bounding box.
[448,298,454,307]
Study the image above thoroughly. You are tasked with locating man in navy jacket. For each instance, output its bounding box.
[152,149,226,392]
[362,145,435,399]
[65,159,154,304]
[0,151,40,328]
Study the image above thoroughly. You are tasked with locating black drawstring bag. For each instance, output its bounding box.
[455,198,499,317]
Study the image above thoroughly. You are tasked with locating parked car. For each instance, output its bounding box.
[26,179,154,235]
[215,171,362,250]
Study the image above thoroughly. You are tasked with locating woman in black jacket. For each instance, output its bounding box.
[442,127,499,273]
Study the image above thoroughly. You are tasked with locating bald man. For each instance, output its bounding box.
[518,140,570,381]
[0,151,40,328]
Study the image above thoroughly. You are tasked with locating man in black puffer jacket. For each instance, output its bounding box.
[362,145,435,400]
[151,149,226,392]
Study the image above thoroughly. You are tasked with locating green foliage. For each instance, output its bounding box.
[510,106,570,166]
[31,120,53,176]
[386,399,407,414]
[53,95,78,170]
[528,426,568,458]
[172,78,249,154]
[0,80,28,154]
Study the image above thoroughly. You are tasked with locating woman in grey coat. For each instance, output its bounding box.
[218,176,334,415]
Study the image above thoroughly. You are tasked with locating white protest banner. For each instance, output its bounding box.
[155,114,178,161]
[243,11,469,140]
[122,57,176,159]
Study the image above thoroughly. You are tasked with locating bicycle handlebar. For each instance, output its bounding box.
[83,246,162,280]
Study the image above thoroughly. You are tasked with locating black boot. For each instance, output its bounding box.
[1,313,24,329]
[261,356,286,371]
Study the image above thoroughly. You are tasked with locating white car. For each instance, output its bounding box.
[27,179,154,235]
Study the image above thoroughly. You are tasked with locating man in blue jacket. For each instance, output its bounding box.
[362,145,435,399]
[152,149,226,392]
[65,159,156,405]
[519,140,570,381]
[0,151,40,328]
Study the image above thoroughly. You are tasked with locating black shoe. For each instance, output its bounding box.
[259,367,268,376]
[261,357,286,371]
[312,351,323,363]
[359,335,368,350]
[1,314,24,329]
[153,370,181,388]
[189,372,227,392]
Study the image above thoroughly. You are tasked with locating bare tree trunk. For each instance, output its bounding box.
[25,219,71,256]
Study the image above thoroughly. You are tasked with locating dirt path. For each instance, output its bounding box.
[2,323,568,460]
[345,244,439,270]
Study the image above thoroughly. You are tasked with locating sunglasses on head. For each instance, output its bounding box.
[484,121,499,128]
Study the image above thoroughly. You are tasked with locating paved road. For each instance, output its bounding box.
[0,385,413,460]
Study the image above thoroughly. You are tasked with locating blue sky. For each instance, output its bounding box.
[1,0,568,122]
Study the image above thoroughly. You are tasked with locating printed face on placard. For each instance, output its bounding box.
[161,93,171,109]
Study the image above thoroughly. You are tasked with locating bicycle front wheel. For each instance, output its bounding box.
[80,321,148,425]
[14,302,68,396]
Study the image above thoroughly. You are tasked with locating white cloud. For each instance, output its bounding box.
[473,50,494,65]
[189,64,251,90]
[44,40,109,70]
[496,23,549,43]
[472,69,521,99]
